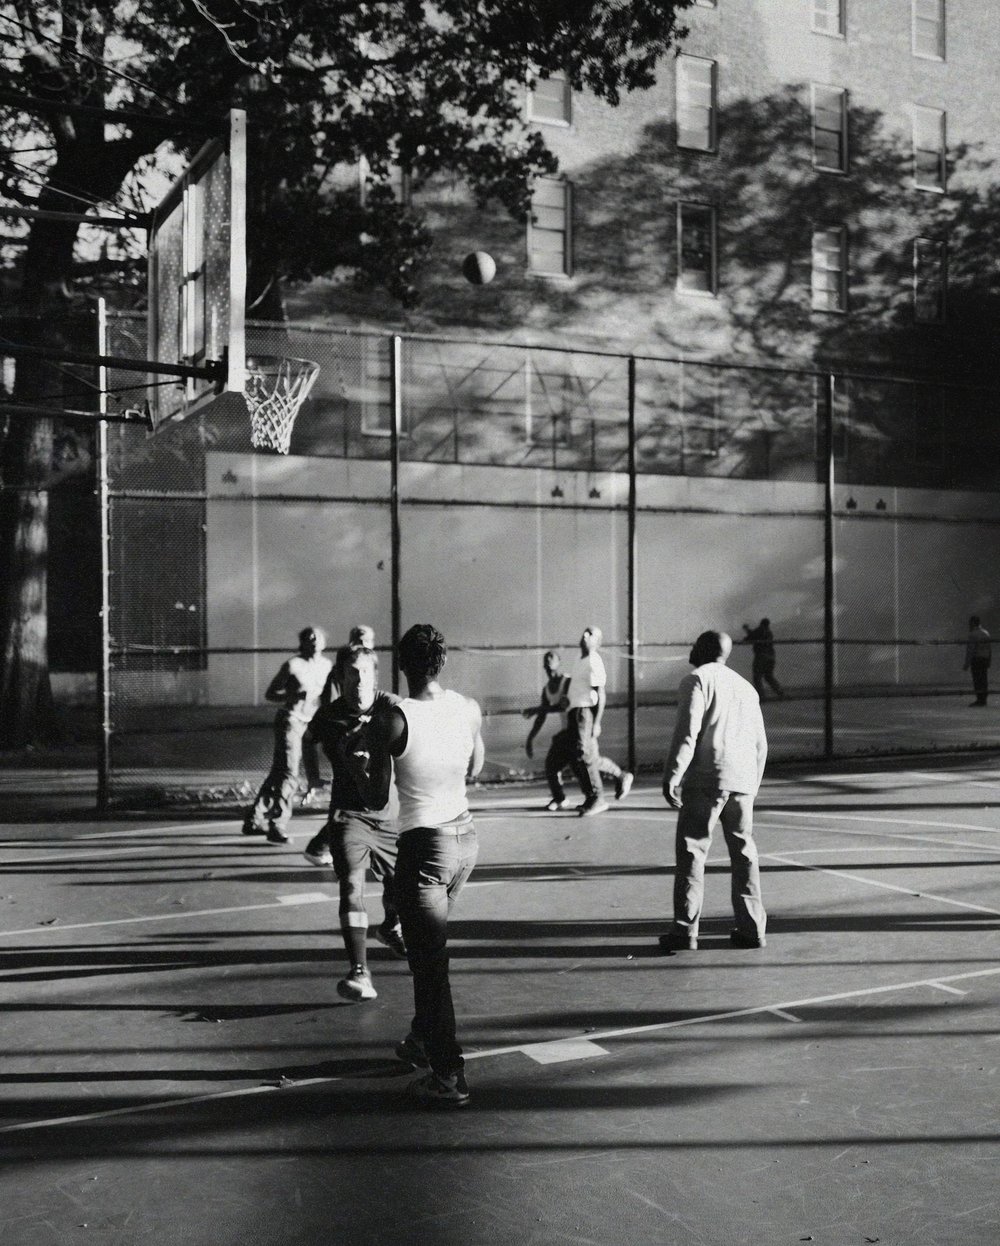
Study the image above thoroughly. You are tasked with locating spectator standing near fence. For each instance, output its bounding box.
[742,617,784,700]
[659,630,768,952]
[964,616,992,707]
[241,626,332,844]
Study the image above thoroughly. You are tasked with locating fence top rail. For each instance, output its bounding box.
[105,310,1000,397]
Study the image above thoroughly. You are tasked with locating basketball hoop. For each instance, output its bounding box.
[245,354,320,454]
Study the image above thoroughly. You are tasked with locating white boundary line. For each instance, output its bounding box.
[2,963,997,1137]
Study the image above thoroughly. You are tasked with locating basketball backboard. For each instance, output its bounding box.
[147,108,246,429]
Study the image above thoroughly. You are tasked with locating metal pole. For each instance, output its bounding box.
[96,299,113,811]
[389,335,403,694]
[626,356,638,774]
[823,372,836,759]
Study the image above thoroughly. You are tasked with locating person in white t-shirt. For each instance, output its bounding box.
[565,625,629,816]
[241,626,333,844]
[384,624,484,1108]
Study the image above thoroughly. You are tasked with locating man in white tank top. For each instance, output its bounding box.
[384,624,484,1107]
[241,626,332,843]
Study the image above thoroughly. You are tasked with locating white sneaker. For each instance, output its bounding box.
[545,798,569,811]
[337,965,377,1002]
[615,772,634,801]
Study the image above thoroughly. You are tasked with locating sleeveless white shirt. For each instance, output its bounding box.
[395,690,478,832]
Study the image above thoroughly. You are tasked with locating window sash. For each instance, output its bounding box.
[812,86,847,171]
[811,228,847,312]
[529,73,572,125]
[677,203,717,295]
[676,57,717,152]
[912,107,946,191]
[813,0,845,36]
[913,0,945,59]
[528,179,571,276]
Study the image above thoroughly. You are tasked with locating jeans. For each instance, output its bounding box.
[545,728,622,803]
[970,658,990,704]
[567,707,603,801]
[673,788,766,942]
[395,821,479,1077]
[245,709,309,833]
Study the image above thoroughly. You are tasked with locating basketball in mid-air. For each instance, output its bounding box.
[462,251,497,285]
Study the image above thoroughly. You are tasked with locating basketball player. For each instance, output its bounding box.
[385,624,484,1107]
[523,650,633,811]
[300,624,375,808]
[308,643,406,1002]
[242,626,332,843]
[564,625,629,816]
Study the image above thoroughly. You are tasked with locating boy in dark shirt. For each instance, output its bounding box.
[307,644,405,1002]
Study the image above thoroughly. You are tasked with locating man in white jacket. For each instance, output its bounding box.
[660,630,768,952]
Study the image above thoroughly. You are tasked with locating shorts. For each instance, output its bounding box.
[329,812,399,882]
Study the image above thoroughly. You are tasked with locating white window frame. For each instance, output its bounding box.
[913,236,947,324]
[811,84,848,173]
[676,55,717,154]
[912,0,945,61]
[694,0,718,8]
[527,71,572,127]
[912,106,946,193]
[812,0,846,37]
[676,202,718,297]
[528,177,573,277]
[811,226,848,314]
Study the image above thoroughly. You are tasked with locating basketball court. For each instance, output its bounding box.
[0,755,998,1245]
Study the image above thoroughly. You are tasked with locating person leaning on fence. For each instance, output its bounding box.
[964,615,992,707]
[742,617,784,700]
[659,630,768,952]
[241,626,333,844]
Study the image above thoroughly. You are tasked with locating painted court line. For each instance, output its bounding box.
[769,808,1000,836]
[762,850,1000,918]
[3,964,997,1137]
[521,1038,610,1064]
[766,1008,803,1023]
[927,982,968,996]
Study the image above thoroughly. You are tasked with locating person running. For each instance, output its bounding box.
[565,625,629,816]
[659,630,768,952]
[964,615,991,707]
[385,624,484,1107]
[742,618,784,699]
[306,643,406,1002]
[242,626,332,844]
[523,649,633,811]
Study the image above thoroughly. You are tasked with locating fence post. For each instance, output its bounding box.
[96,298,112,812]
[823,371,836,759]
[627,356,638,774]
[389,335,403,694]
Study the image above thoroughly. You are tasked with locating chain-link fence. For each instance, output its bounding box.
[99,315,1000,806]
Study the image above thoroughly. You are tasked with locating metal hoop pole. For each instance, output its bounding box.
[96,298,113,812]
[389,336,403,694]
[626,355,638,775]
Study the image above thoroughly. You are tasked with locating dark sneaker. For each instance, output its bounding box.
[578,797,610,817]
[337,965,377,1002]
[658,929,698,952]
[395,1034,430,1069]
[408,1069,470,1108]
[545,798,569,811]
[615,771,634,801]
[241,820,264,836]
[265,825,291,845]
[730,930,766,948]
[374,923,407,958]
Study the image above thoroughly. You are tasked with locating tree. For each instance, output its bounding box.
[0,0,696,746]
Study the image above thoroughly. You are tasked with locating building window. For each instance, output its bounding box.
[528,72,572,125]
[812,0,845,36]
[912,0,945,60]
[912,106,946,192]
[812,85,848,172]
[914,237,946,323]
[811,227,847,313]
[676,56,717,153]
[528,178,572,276]
[677,203,717,295]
